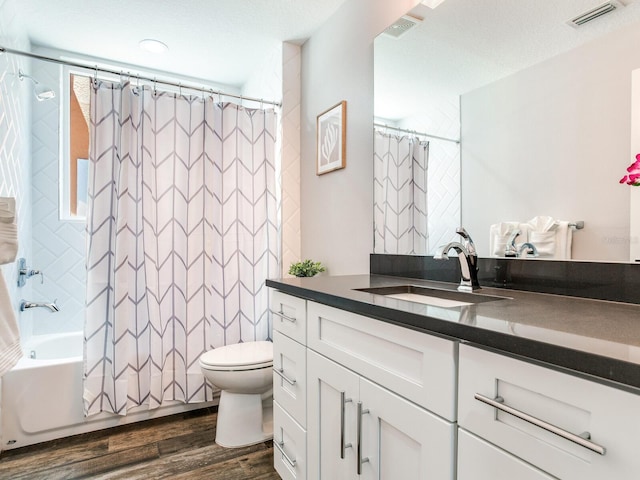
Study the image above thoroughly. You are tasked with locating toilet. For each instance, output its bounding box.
[199,341,274,448]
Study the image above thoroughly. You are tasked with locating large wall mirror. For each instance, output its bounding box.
[374,0,640,263]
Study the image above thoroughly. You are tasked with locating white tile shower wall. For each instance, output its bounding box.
[0,0,33,342]
[398,99,461,254]
[243,42,302,277]
[30,59,86,335]
[280,43,301,277]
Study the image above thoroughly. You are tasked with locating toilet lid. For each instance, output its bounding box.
[200,341,273,369]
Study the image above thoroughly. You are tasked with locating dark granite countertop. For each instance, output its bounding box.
[266,274,640,394]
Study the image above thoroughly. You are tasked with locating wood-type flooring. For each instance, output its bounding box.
[0,407,280,479]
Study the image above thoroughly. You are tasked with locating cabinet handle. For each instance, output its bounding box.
[274,439,297,468]
[270,309,297,323]
[273,367,296,386]
[474,393,606,456]
[340,391,353,459]
[356,402,370,475]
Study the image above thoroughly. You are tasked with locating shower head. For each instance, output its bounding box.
[18,69,56,101]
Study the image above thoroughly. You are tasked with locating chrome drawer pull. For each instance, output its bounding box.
[340,391,353,459]
[273,367,296,386]
[356,402,370,475]
[270,309,297,323]
[274,439,297,468]
[474,393,606,456]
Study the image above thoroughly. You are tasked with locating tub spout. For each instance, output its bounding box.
[20,299,59,313]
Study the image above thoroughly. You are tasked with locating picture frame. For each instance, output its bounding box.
[316,100,346,175]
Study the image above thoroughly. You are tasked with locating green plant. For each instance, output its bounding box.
[288,259,326,277]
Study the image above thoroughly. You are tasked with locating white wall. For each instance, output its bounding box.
[0,0,33,341]
[461,21,640,262]
[300,0,420,275]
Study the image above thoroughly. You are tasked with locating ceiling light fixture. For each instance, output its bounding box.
[138,39,169,54]
[421,0,448,8]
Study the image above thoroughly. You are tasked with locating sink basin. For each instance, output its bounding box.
[355,285,509,308]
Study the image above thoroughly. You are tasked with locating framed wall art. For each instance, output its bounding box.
[316,100,346,175]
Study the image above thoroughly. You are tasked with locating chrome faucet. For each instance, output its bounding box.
[434,227,481,292]
[518,242,539,258]
[504,229,520,257]
[20,299,59,313]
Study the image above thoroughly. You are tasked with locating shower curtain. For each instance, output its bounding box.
[374,130,429,254]
[84,81,278,416]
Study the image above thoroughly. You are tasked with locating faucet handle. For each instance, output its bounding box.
[456,227,477,255]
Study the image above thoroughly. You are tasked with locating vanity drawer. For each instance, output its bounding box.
[458,429,555,480]
[307,301,457,421]
[271,290,306,344]
[274,401,306,480]
[273,329,307,427]
[458,344,640,480]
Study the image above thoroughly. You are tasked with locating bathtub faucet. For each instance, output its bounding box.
[19,299,59,313]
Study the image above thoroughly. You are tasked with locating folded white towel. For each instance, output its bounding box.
[0,197,18,265]
[0,270,21,377]
[526,216,573,259]
[554,221,572,260]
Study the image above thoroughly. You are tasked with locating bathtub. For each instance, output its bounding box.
[1,332,216,450]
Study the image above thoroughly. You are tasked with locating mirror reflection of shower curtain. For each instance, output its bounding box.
[84,81,278,416]
[374,131,429,254]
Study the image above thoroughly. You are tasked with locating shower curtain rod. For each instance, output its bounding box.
[374,122,460,144]
[0,45,282,107]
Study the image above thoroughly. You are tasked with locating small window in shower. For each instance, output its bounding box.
[61,70,90,221]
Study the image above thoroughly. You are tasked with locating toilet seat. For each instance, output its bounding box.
[200,341,273,371]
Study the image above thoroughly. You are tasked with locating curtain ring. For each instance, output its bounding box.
[217,91,221,103]
[260,98,264,109]
[153,78,157,96]
[178,83,182,97]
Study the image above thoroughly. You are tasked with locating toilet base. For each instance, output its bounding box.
[215,391,273,448]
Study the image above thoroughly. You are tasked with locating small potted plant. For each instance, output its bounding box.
[288,259,326,278]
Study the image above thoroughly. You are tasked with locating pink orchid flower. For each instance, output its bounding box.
[620,154,640,186]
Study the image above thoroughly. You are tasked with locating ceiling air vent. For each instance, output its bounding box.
[567,1,623,27]
[382,15,423,39]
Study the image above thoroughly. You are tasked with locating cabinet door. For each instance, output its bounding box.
[307,350,359,480]
[359,378,455,480]
[458,429,556,480]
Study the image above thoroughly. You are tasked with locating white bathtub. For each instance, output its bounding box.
[1,332,216,450]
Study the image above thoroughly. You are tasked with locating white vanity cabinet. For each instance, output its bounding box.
[458,344,640,480]
[306,301,457,479]
[271,291,307,480]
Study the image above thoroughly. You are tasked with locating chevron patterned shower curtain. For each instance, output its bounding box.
[84,81,278,416]
[373,131,429,255]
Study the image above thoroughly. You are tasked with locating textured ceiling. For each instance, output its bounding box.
[376,0,640,121]
[12,0,348,88]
